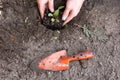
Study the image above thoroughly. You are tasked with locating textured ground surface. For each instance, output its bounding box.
[0,0,120,80]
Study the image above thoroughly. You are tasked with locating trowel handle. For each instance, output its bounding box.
[70,50,94,61]
[59,50,94,64]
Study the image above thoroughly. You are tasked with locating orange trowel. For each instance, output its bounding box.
[38,50,94,71]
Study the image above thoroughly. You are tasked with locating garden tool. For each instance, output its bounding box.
[39,50,94,71]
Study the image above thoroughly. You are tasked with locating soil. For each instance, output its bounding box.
[42,9,64,30]
[42,0,66,30]
[0,0,120,80]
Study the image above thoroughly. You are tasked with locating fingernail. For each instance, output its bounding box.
[51,9,54,12]
[62,16,66,21]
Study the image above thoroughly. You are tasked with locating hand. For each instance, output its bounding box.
[37,0,54,18]
[62,0,85,25]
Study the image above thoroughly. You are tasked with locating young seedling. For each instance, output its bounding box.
[48,6,64,23]
[74,24,93,37]
[81,24,92,37]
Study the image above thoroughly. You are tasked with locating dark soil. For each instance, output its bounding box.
[42,9,64,30]
[0,0,120,80]
[42,0,66,30]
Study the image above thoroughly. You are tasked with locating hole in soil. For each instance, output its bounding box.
[72,56,75,58]
[42,9,65,30]
[42,0,66,30]
[60,56,63,58]
[80,54,83,56]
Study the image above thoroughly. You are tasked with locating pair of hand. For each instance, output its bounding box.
[37,0,85,25]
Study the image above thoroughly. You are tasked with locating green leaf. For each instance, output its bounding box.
[82,24,92,37]
[53,6,64,17]
[53,10,59,17]
[48,13,53,17]
[58,6,64,10]
[51,18,55,22]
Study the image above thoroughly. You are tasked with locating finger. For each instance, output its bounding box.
[63,11,75,25]
[62,7,71,21]
[48,0,54,12]
[40,5,46,19]
[37,0,46,19]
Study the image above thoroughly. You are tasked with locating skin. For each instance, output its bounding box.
[37,0,85,25]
